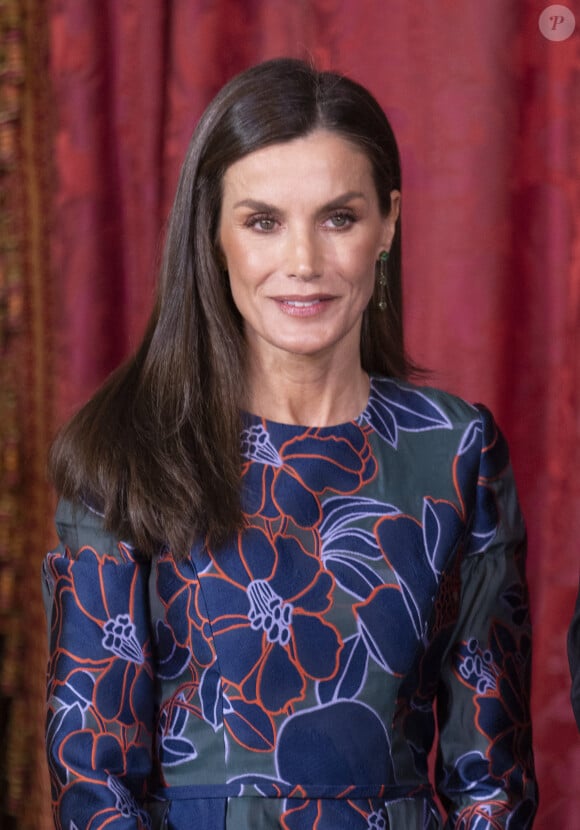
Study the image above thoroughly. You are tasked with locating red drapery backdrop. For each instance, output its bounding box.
[42,0,580,826]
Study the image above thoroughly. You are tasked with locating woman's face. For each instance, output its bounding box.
[218,129,400,369]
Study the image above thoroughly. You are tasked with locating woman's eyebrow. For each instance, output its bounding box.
[232,191,366,212]
[232,198,277,211]
[319,191,366,210]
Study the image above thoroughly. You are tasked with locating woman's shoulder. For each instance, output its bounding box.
[368,375,486,430]
[54,498,135,560]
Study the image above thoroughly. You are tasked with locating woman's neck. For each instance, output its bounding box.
[244,351,370,427]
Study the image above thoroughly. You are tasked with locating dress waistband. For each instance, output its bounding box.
[150,781,433,801]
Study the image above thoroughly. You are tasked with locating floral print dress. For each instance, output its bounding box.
[43,377,538,829]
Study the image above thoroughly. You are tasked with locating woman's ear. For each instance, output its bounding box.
[388,189,401,223]
[381,189,401,250]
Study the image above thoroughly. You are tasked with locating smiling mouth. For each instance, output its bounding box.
[274,294,334,304]
[273,296,334,317]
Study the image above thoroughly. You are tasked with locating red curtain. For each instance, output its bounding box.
[45,1,580,826]
[0,2,53,827]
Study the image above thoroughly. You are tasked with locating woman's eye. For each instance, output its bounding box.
[326,212,354,229]
[247,215,277,232]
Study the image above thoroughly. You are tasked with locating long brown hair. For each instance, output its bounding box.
[49,57,415,557]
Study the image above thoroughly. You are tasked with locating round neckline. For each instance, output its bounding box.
[242,376,375,431]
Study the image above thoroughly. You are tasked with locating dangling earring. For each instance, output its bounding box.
[377,250,389,311]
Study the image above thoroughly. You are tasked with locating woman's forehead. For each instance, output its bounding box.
[220,131,375,205]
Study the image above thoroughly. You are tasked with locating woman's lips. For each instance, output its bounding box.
[273,295,334,316]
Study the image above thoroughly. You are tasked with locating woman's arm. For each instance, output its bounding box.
[436,407,538,829]
[43,500,154,829]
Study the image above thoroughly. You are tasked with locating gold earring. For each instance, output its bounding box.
[377,250,389,311]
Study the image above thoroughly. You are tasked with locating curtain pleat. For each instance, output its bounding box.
[0,1,53,828]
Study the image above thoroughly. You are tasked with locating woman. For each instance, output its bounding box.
[43,58,537,829]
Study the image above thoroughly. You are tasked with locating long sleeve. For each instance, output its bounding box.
[43,500,155,829]
[435,407,538,828]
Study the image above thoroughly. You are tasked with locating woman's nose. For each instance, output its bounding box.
[285,226,322,280]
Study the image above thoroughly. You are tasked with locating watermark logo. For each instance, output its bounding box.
[539,5,576,41]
